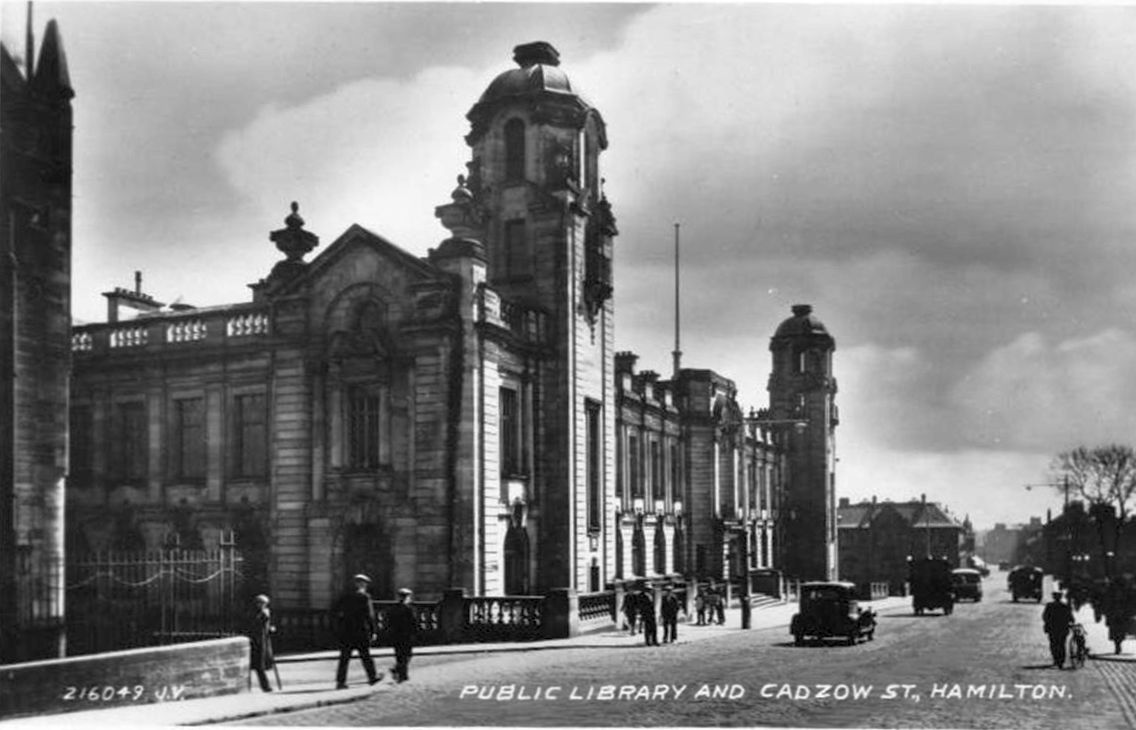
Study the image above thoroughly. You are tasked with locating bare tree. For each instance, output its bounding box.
[1052,445,1136,572]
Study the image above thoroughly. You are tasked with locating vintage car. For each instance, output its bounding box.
[909,557,954,615]
[1008,566,1044,603]
[790,581,877,646]
[951,568,983,602]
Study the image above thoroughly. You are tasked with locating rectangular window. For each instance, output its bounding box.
[587,401,602,531]
[173,397,205,480]
[234,393,267,478]
[504,219,528,278]
[69,405,94,485]
[670,442,680,505]
[629,433,641,499]
[500,387,522,476]
[115,401,147,483]
[650,440,661,503]
[347,386,381,470]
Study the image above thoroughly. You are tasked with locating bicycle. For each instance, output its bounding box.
[1068,623,1088,669]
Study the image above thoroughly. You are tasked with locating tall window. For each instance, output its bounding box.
[504,118,525,181]
[670,443,680,504]
[347,386,381,470]
[628,433,641,498]
[69,405,94,485]
[500,387,522,476]
[173,398,205,480]
[650,440,661,502]
[586,401,602,531]
[115,401,147,483]
[504,219,528,278]
[234,393,267,478]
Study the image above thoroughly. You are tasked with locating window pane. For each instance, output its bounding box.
[348,387,380,469]
[236,393,266,478]
[175,398,205,479]
[116,402,147,482]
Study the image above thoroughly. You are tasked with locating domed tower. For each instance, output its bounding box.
[460,42,617,591]
[767,304,838,581]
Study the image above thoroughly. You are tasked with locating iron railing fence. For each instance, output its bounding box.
[65,540,244,656]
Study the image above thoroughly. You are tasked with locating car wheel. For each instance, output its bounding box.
[867,630,875,641]
[846,633,857,646]
[794,633,804,646]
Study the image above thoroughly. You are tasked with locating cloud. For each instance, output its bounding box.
[950,329,1136,451]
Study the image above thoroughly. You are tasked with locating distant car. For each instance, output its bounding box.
[966,556,991,577]
[790,581,877,646]
[909,557,955,616]
[997,561,1011,571]
[951,568,983,602]
[1008,566,1044,603]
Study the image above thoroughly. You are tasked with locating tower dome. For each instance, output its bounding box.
[773,304,832,341]
[478,41,577,103]
[466,41,603,146]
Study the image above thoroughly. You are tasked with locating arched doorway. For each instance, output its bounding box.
[504,523,530,595]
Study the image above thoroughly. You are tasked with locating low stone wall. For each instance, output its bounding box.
[0,636,249,719]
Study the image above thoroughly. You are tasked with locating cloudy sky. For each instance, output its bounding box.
[6,1,1136,530]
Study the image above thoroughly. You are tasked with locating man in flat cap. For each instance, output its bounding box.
[331,574,382,688]
[387,587,418,682]
[1042,590,1073,669]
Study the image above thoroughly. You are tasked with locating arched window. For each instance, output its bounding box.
[673,524,685,575]
[504,525,530,595]
[653,524,666,574]
[632,523,646,577]
[504,118,526,182]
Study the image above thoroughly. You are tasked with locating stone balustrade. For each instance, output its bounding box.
[71,307,271,355]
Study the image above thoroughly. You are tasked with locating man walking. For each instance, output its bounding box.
[660,584,681,644]
[639,585,659,646]
[388,588,418,683]
[247,594,276,692]
[1042,590,1073,669]
[332,574,382,689]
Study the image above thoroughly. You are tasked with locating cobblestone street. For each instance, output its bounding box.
[227,578,1136,728]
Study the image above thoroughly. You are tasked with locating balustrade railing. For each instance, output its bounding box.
[578,591,615,623]
[478,287,547,344]
[166,319,206,343]
[72,307,271,355]
[465,596,543,641]
[109,325,148,348]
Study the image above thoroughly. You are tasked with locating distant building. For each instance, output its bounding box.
[0,18,74,662]
[837,497,964,593]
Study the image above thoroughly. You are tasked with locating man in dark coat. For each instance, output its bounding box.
[332,574,382,689]
[1042,591,1073,668]
[639,586,659,646]
[660,585,681,644]
[388,588,418,682]
[248,594,275,692]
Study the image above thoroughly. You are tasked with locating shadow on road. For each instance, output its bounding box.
[1019,663,1059,670]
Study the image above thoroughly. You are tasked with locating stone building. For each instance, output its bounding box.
[837,497,964,593]
[0,18,74,662]
[68,42,617,609]
[613,357,786,588]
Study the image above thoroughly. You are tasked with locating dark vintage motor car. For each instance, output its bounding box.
[790,581,877,646]
[951,568,983,602]
[1008,565,1044,603]
[909,557,954,615]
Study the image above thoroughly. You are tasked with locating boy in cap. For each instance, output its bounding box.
[388,587,418,682]
[331,574,382,688]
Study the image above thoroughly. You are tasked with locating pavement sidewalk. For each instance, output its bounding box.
[4,596,914,728]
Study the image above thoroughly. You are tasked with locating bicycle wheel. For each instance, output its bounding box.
[1068,636,1085,669]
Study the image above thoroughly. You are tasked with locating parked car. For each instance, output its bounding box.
[1008,565,1044,603]
[909,557,954,615]
[966,556,991,577]
[790,581,877,646]
[951,568,983,602]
